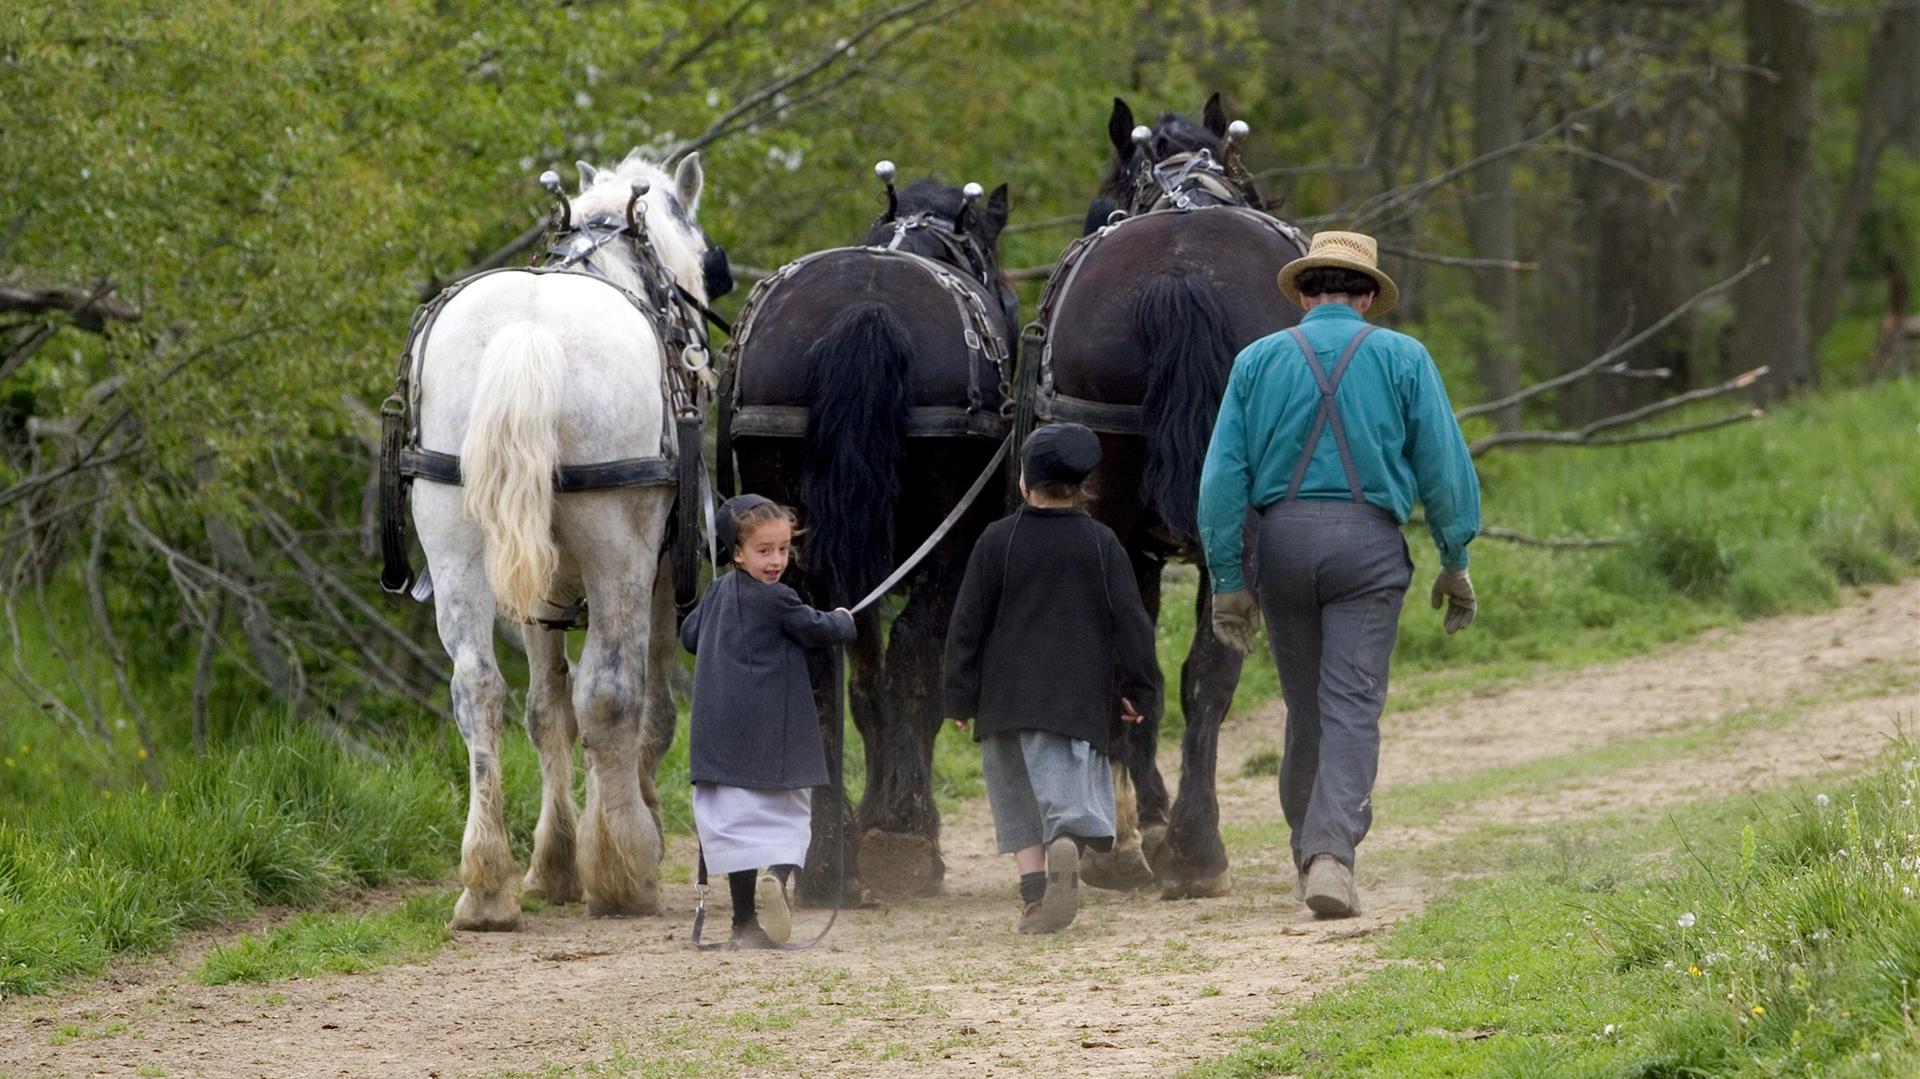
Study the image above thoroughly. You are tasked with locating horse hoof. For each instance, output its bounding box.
[1157,866,1232,901]
[858,829,935,903]
[451,888,522,931]
[1083,846,1156,891]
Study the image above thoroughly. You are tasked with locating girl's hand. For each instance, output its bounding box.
[1119,698,1144,724]
[950,717,969,732]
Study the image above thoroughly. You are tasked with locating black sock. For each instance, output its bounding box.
[771,864,796,887]
[1019,872,1046,905]
[1084,835,1114,855]
[728,869,756,926]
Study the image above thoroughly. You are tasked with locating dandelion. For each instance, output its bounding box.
[135,747,147,760]
[1751,1005,1765,1016]
[1678,912,1696,929]
[1688,966,1703,977]
[1816,794,1831,808]
[1603,1024,1617,1036]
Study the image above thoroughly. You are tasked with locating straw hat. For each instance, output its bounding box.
[1276,230,1399,316]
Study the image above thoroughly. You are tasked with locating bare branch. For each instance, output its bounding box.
[1471,408,1765,456]
[84,501,162,783]
[671,0,948,158]
[418,216,546,303]
[1457,257,1770,422]
[0,279,139,333]
[1376,242,1538,270]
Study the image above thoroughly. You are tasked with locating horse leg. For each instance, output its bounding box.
[565,491,668,917]
[1155,568,1241,900]
[795,604,878,907]
[858,536,968,902]
[1086,545,1167,890]
[636,550,678,845]
[521,622,582,904]
[414,484,521,931]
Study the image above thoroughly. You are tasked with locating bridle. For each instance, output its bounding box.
[1126,147,1255,215]
[875,209,997,293]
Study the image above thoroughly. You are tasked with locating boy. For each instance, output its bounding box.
[944,422,1163,933]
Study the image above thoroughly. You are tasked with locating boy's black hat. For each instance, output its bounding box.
[716,493,773,560]
[1022,422,1102,488]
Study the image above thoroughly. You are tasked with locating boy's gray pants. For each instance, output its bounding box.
[980,730,1116,854]
[1254,500,1412,873]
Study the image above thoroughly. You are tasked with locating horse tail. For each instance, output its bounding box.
[461,322,564,623]
[1133,271,1238,546]
[801,303,913,607]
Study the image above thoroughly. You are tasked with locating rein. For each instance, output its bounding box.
[689,434,1012,952]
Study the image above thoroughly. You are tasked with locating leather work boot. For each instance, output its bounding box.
[1302,854,1359,918]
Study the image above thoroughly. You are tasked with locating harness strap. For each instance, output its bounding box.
[397,448,676,492]
[1281,325,1376,504]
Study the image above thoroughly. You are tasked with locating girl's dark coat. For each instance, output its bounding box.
[943,506,1163,754]
[680,571,857,790]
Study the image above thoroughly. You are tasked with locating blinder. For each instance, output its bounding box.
[701,240,734,301]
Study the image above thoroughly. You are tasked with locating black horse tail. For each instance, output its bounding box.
[802,303,913,607]
[1133,271,1237,546]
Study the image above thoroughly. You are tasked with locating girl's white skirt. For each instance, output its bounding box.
[693,783,813,875]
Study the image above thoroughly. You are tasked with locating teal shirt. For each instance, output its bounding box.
[1198,303,1481,592]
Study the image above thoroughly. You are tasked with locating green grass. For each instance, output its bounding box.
[195,890,453,984]
[1194,740,1920,1078]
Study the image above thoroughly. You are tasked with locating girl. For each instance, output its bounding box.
[944,422,1163,934]
[680,494,856,947]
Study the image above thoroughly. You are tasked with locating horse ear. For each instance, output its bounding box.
[1108,97,1136,157]
[1202,92,1228,137]
[575,160,600,191]
[985,183,1011,236]
[675,152,704,215]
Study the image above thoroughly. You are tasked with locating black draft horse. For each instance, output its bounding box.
[1016,93,1308,899]
[720,176,1016,904]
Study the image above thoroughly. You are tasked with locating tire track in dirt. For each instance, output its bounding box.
[3,581,1913,1078]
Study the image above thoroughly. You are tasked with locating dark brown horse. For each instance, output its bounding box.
[1015,94,1308,899]
[719,175,1016,904]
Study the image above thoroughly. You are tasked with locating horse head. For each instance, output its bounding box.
[863,175,1010,289]
[552,150,730,306]
[1097,93,1259,219]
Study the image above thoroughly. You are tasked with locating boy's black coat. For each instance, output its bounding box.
[680,571,856,789]
[943,506,1163,753]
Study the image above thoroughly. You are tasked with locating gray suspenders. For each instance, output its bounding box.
[1281,325,1377,503]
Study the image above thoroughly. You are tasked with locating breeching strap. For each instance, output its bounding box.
[1282,326,1375,504]
[689,434,1012,952]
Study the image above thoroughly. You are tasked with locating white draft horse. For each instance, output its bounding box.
[411,151,713,929]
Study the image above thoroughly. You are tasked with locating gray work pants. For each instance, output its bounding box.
[1255,501,1412,872]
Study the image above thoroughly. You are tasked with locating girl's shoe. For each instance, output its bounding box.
[1017,901,1047,934]
[757,869,792,943]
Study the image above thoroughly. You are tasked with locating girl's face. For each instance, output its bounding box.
[735,518,792,584]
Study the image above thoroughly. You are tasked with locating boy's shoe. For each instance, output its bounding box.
[1022,836,1081,935]
[729,921,775,949]
[757,870,792,944]
[1302,854,1358,918]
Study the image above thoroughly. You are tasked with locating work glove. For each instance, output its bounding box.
[1210,589,1261,656]
[1429,569,1476,634]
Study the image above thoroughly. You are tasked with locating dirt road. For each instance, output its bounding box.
[4,580,1914,1078]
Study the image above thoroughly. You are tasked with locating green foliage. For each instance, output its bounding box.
[195,890,454,985]
[1195,741,1920,1078]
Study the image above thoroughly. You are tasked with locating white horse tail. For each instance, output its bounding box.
[461,322,564,623]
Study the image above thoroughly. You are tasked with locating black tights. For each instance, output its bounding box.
[727,864,797,926]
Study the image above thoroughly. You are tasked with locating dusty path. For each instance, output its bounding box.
[4,581,1915,1079]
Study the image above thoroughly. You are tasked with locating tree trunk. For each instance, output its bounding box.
[1809,6,1920,344]
[1467,0,1521,428]
[1729,0,1817,399]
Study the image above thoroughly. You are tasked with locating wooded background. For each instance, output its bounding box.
[2,0,1915,765]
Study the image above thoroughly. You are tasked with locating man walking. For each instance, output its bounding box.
[1197,231,1481,917]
